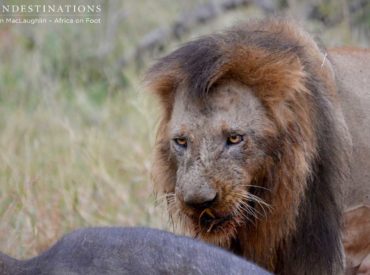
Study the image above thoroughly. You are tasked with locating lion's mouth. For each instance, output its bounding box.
[198,208,233,233]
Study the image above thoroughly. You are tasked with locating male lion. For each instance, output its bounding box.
[146,19,370,274]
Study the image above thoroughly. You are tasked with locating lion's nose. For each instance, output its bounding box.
[183,188,217,210]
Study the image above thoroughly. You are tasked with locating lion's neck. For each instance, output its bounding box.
[232,224,279,272]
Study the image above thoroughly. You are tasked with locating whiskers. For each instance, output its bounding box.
[155,193,177,213]
[154,184,272,248]
[155,192,193,235]
[230,187,272,225]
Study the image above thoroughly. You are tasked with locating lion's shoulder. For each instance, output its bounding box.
[329,47,370,208]
[329,47,370,91]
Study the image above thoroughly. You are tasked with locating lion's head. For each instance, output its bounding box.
[146,19,350,274]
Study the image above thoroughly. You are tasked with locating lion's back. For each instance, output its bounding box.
[330,48,370,209]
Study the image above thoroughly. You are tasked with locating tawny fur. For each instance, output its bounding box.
[343,205,370,274]
[146,19,350,274]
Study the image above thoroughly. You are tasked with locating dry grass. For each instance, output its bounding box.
[0,0,368,259]
[0,75,166,257]
[0,1,170,257]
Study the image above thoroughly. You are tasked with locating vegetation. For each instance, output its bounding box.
[0,0,368,258]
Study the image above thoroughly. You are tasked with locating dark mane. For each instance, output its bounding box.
[146,18,350,274]
[146,20,311,101]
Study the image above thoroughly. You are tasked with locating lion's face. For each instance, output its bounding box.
[166,81,273,245]
[148,19,349,273]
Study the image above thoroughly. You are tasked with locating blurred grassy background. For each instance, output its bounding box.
[0,0,369,258]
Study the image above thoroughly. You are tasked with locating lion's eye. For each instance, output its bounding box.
[226,135,243,145]
[174,137,188,148]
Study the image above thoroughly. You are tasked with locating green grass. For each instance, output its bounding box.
[0,0,369,259]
